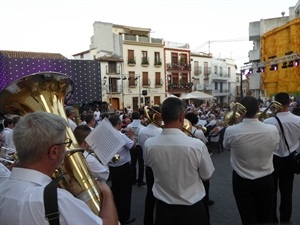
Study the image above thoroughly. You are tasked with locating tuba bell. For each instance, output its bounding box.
[224,102,247,126]
[0,72,101,215]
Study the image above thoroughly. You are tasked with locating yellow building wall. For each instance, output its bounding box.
[261,18,300,97]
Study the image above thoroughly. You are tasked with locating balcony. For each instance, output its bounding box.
[211,73,230,81]
[167,83,193,93]
[203,67,211,79]
[141,57,149,66]
[142,79,151,87]
[194,66,202,75]
[127,58,136,66]
[105,84,122,94]
[154,59,162,67]
[166,63,191,71]
[155,79,163,87]
[106,65,120,75]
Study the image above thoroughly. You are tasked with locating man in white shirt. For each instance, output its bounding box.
[94,107,101,124]
[127,111,145,186]
[144,97,214,225]
[73,125,109,182]
[223,96,279,225]
[108,115,136,225]
[2,118,15,153]
[139,105,162,225]
[65,106,77,131]
[264,92,300,223]
[0,111,118,225]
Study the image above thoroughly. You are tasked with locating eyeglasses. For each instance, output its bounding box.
[47,138,73,154]
[55,138,73,148]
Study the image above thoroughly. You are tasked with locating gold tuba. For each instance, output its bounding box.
[0,72,101,215]
[257,101,282,121]
[224,102,247,126]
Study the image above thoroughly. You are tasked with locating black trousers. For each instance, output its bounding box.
[232,170,275,225]
[273,154,295,222]
[109,162,132,223]
[130,145,145,184]
[155,199,210,225]
[144,166,155,225]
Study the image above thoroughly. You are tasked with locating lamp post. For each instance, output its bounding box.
[240,70,244,100]
[134,75,141,108]
[121,74,127,110]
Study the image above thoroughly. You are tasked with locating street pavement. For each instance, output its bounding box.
[128,149,300,225]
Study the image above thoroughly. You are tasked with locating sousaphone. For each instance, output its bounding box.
[0,72,101,214]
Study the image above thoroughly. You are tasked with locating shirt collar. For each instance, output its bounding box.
[10,167,52,186]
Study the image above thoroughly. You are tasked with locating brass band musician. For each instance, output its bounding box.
[0,112,118,225]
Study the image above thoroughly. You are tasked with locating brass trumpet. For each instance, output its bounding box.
[144,106,197,138]
[257,101,282,121]
[0,73,101,215]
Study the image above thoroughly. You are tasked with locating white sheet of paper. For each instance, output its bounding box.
[85,118,125,165]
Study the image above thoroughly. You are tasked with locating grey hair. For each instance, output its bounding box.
[161,97,184,122]
[13,112,68,164]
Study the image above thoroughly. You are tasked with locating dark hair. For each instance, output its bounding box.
[85,114,95,124]
[131,111,140,120]
[100,113,109,120]
[109,115,121,127]
[4,118,13,127]
[73,125,91,145]
[185,112,198,125]
[162,97,184,122]
[275,92,290,106]
[240,96,258,117]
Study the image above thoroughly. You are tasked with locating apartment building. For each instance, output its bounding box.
[74,21,165,111]
[190,52,237,105]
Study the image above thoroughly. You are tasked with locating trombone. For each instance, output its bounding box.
[257,101,282,121]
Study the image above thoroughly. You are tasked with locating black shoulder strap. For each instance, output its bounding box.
[43,176,62,225]
[274,116,290,154]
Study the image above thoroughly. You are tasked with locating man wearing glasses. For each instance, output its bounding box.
[0,111,118,225]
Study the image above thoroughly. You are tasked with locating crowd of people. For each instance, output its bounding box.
[0,92,299,225]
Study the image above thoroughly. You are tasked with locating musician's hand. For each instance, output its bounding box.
[96,179,113,200]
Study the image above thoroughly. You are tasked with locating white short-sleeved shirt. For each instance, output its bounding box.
[2,127,15,150]
[84,151,110,182]
[67,118,77,131]
[138,124,162,165]
[109,132,134,167]
[223,118,279,180]
[0,168,102,225]
[144,128,215,205]
[191,126,208,144]
[0,163,11,183]
[264,111,300,157]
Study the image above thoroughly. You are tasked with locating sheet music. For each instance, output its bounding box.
[85,118,125,165]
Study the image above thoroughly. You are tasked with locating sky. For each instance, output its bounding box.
[0,0,298,69]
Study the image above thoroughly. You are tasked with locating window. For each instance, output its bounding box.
[128,50,135,64]
[142,51,148,64]
[181,73,188,84]
[228,67,231,77]
[180,54,187,64]
[155,72,161,85]
[129,71,136,86]
[236,76,240,82]
[154,52,161,64]
[214,82,218,90]
[108,62,117,74]
[214,66,218,74]
[171,53,178,64]
[172,73,179,84]
[142,72,149,85]
[219,67,223,76]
